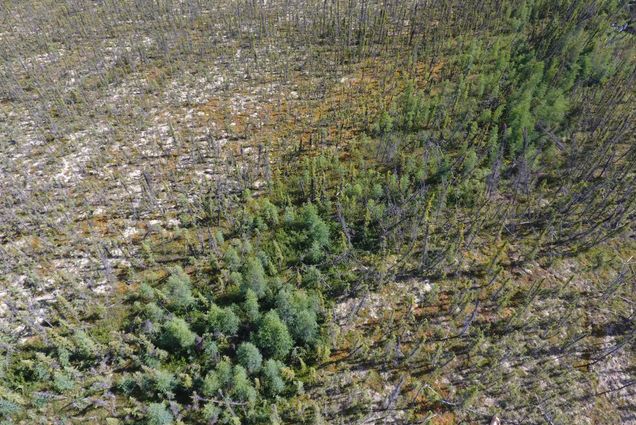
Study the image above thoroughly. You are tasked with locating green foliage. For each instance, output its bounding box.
[143,302,166,324]
[294,203,330,263]
[236,342,263,374]
[202,370,222,396]
[254,311,293,360]
[164,266,194,310]
[371,110,394,135]
[0,399,20,418]
[302,266,324,290]
[202,340,219,364]
[243,289,260,323]
[53,371,75,392]
[258,199,280,226]
[262,359,286,395]
[241,257,267,298]
[202,358,233,396]
[224,247,241,271]
[275,289,320,346]
[231,365,257,406]
[289,309,319,345]
[202,402,221,421]
[143,368,176,396]
[117,375,137,395]
[161,317,196,349]
[139,283,156,301]
[72,329,98,358]
[146,402,173,425]
[463,148,478,175]
[207,304,240,336]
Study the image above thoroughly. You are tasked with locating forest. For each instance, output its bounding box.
[0,0,634,424]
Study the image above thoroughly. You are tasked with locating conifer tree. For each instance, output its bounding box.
[254,311,293,360]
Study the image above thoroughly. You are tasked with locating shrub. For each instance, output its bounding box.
[143,302,165,323]
[146,402,173,425]
[224,247,241,271]
[274,289,294,323]
[0,399,20,418]
[117,375,137,395]
[72,329,98,358]
[57,347,70,368]
[230,365,257,406]
[262,359,285,395]
[275,289,320,345]
[257,250,277,275]
[215,359,233,388]
[202,370,222,396]
[302,266,324,290]
[306,240,325,263]
[165,266,194,310]
[202,340,219,364]
[243,289,260,323]
[259,199,279,226]
[161,317,196,349]
[202,402,221,421]
[202,359,235,396]
[207,304,240,336]
[53,371,75,392]
[229,271,243,287]
[33,359,51,381]
[138,283,156,301]
[241,257,267,298]
[254,311,293,360]
[144,368,175,396]
[236,342,262,374]
[298,204,330,262]
[290,309,318,345]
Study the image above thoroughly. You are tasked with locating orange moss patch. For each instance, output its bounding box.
[432,412,456,425]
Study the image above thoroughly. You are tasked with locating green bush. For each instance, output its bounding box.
[161,317,196,349]
[259,199,279,226]
[202,339,219,364]
[241,257,267,298]
[243,289,260,323]
[224,247,241,271]
[202,402,221,421]
[275,289,319,345]
[117,375,137,395]
[203,359,234,396]
[236,342,262,374]
[290,309,318,345]
[142,302,165,323]
[146,402,173,425]
[72,329,98,358]
[144,368,175,396]
[298,204,330,262]
[302,266,324,290]
[229,271,243,287]
[254,311,293,360]
[138,283,156,301]
[164,266,194,310]
[207,304,240,336]
[202,370,222,396]
[262,359,285,395]
[230,365,257,406]
[0,399,20,418]
[53,371,75,392]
